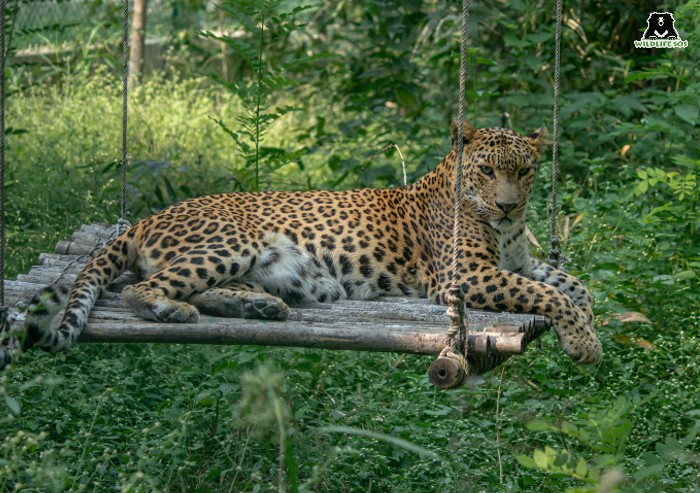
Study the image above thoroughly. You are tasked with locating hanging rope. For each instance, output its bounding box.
[435,0,471,386]
[118,0,130,234]
[0,0,6,307]
[547,0,564,269]
[432,0,570,387]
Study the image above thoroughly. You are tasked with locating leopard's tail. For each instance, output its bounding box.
[25,231,136,352]
[0,307,22,370]
[23,284,70,351]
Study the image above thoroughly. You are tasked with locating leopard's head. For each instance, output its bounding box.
[451,121,547,228]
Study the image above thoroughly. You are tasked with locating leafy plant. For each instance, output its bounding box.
[518,395,700,492]
[517,395,634,489]
[633,158,698,236]
[202,0,313,191]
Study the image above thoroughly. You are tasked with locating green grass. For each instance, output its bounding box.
[2,65,699,491]
[2,324,698,491]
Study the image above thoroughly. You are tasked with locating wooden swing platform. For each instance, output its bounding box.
[3,223,551,376]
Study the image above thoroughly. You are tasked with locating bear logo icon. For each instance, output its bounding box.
[642,12,680,40]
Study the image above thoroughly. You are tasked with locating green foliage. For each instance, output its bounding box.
[635,163,697,203]
[203,0,312,191]
[2,0,700,491]
[634,159,698,239]
[518,395,700,492]
[517,396,631,489]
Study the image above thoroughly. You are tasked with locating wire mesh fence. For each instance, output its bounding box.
[13,0,219,52]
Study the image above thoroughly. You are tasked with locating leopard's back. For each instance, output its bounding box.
[132,187,430,303]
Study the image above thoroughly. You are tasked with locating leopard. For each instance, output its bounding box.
[9,121,601,368]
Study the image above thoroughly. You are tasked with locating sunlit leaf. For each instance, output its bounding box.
[533,448,549,469]
[616,312,652,324]
[525,226,542,249]
[574,456,589,479]
[516,455,537,469]
[673,270,696,281]
[525,419,551,432]
[612,334,656,349]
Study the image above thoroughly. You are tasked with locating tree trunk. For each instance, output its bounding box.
[129,0,149,87]
[218,0,229,80]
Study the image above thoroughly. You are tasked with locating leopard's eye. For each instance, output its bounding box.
[517,167,530,177]
[480,166,494,176]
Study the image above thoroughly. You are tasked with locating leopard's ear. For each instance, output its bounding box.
[451,120,478,149]
[526,124,549,154]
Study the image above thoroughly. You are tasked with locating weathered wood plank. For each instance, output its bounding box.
[84,306,536,332]
[9,272,138,300]
[54,224,116,256]
[77,223,116,238]
[16,272,77,286]
[68,231,106,247]
[55,241,101,256]
[79,318,529,355]
[88,295,547,327]
[39,253,83,266]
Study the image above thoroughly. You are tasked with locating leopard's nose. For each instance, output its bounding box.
[496,201,517,213]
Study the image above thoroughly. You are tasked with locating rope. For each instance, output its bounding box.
[120,0,130,233]
[0,0,6,307]
[439,0,470,380]
[547,0,564,269]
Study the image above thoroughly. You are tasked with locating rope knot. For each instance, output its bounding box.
[116,218,132,236]
[440,283,469,379]
[547,235,569,270]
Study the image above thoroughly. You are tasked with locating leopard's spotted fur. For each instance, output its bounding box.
[0,285,69,368]
[16,122,602,365]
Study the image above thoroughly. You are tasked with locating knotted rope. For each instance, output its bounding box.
[547,0,565,270]
[437,0,471,383]
[118,0,130,235]
[434,0,567,386]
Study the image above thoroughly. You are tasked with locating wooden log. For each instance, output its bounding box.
[55,240,99,256]
[54,226,114,256]
[12,271,138,295]
[16,272,77,286]
[68,231,106,247]
[77,222,115,237]
[27,264,82,277]
[78,317,529,356]
[68,230,95,243]
[39,253,82,266]
[2,280,49,308]
[429,356,467,389]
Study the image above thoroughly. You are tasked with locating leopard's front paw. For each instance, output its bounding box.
[556,324,603,365]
